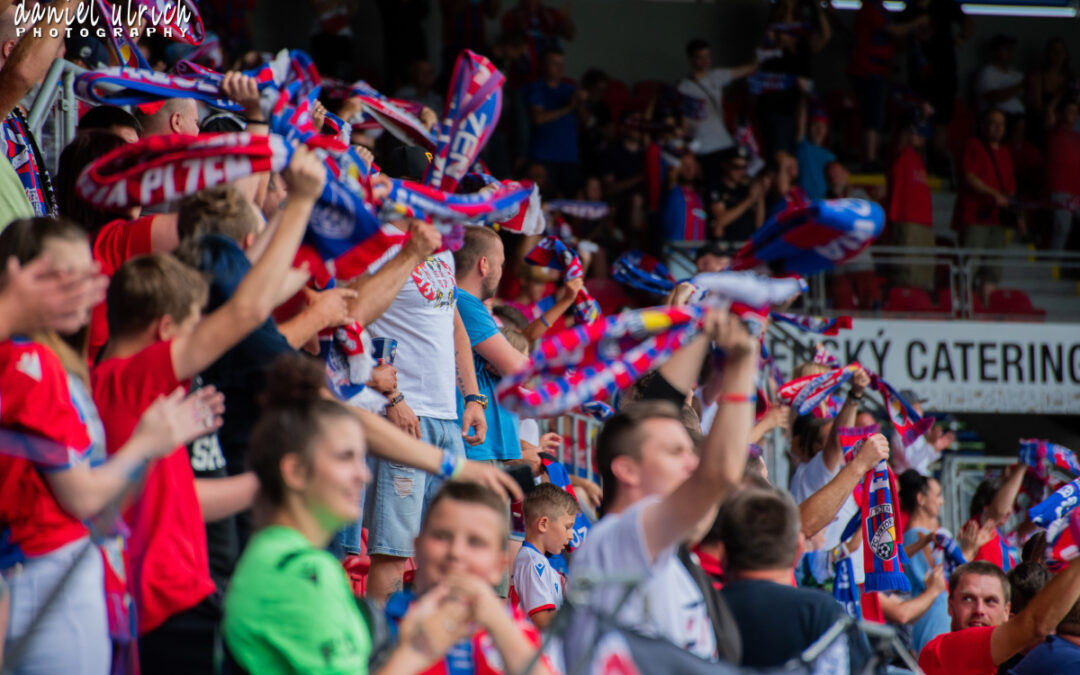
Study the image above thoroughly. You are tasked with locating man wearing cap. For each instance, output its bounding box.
[889,389,954,476]
[705,146,767,244]
[975,35,1024,116]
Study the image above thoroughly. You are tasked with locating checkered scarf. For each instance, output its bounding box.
[525,236,599,325]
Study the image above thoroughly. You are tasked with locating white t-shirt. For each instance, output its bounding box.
[890,432,939,477]
[566,496,716,663]
[678,68,735,155]
[510,542,564,616]
[519,418,541,447]
[367,251,458,419]
[975,65,1025,115]
[790,452,865,584]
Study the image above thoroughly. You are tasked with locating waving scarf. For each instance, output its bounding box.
[777,363,860,416]
[74,67,244,111]
[1029,476,1080,526]
[770,312,852,336]
[862,460,910,593]
[732,198,885,276]
[580,400,614,422]
[384,179,531,225]
[612,251,677,295]
[933,529,967,578]
[94,0,153,69]
[496,306,706,418]
[525,236,599,325]
[1020,439,1080,486]
[546,200,610,220]
[873,374,935,448]
[354,95,437,151]
[1045,508,1080,572]
[425,50,505,192]
[812,343,840,368]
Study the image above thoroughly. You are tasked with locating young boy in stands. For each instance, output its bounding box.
[91,148,326,674]
[384,482,555,675]
[511,483,580,629]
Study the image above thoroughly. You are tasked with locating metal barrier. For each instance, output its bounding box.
[939,453,1017,536]
[539,412,601,480]
[26,59,86,174]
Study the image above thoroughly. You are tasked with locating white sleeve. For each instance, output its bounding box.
[905,436,940,476]
[570,496,668,583]
[790,452,838,504]
[711,67,734,88]
[519,418,540,447]
[513,551,560,616]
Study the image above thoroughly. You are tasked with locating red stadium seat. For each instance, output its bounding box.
[831,274,858,310]
[987,289,1047,319]
[587,278,632,315]
[884,286,942,313]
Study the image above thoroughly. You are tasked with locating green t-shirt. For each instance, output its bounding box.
[223,525,371,674]
[0,157,34,234]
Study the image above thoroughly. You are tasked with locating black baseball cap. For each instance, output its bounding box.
[382,145,432,181]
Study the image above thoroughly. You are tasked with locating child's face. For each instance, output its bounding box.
[414,498,508,590]
[540,512,577,555]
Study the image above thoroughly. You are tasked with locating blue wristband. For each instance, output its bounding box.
[438,448,458,479]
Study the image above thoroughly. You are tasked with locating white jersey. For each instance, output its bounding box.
[566,496,717,663]
[510,542,564,616]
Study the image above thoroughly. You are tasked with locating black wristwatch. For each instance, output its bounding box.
[464,394,488,410]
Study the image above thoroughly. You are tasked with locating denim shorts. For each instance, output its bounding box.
[364,416,466,558]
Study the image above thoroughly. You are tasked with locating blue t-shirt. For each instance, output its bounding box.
[1009,635,1080,674]
[527,80,579,164]
[903,527,951,654]
[796,138,836,201]
[454,289,521,462]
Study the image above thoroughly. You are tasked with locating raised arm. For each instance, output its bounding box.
[0,0,82,119]
[820,367,869,472]
[640,311,758,561]
[729,61,758,81]
[990,556,1080,664]
[170,147,325,381]
[877,566,946,624]
[985,464,1026,526]
[522,278,582,342]
[800,433,889,538]
[345,220,441,325]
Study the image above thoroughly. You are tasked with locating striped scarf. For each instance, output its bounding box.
[777,363,860,416]
[1046,508,1080,572]
[770,312,852,336]
[612,250,677,295]
[525,236,599,325]
[496,306,707,418]
[873,374,934,448]
[1020,439,1080,486]
[1029,476,1080,526]
[546,200,610,220]
[862,460,910,592]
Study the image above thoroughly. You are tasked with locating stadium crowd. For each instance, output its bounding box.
[1,0,1080,674]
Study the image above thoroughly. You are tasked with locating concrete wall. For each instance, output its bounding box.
[254,0,1080,99]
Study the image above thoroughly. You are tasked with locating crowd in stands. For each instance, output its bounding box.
[3,1,1080,674]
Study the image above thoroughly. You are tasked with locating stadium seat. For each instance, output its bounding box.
[883,286,941,313]
[987,289,1047,319]
[830,274,857,310]
[587,278,632,315]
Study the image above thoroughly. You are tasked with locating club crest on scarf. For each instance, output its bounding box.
[862,460,910,593]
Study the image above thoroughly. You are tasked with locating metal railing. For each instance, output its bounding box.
[539,412,601,481]
[939,453,1017,536]
[26,59,86,174]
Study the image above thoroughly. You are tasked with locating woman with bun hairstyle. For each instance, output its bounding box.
[223,354,485,675]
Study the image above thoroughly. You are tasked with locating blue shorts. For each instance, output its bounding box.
[364,416,466,558]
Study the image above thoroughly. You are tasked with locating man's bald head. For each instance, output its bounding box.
[135,98,200,137]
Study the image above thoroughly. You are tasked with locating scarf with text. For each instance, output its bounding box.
[425,50,505,192]
[74,67,244,111]
[732,198,885,276]
[525,236,599,325]
[1029,476,1080,526]
[770,312,852,336]
[1020,439,1080,487]
[496,306,706,418]
[1045,508,1080,572]
[832,547,862,620]
[777,363,860,416]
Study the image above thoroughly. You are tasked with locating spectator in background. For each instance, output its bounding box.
[1026,37,1075,142]
[717,487,871,672]
[955,109,1018,305]
[848,0,927,169]
[661,152,707,245]
[900,0,974,175]
[887,112,935,292]
[77,105,142,144]
[695,239,735,273]
[528,48,583,197]
[376,0,430,92]
[393,58,444,114]
[678,39,757,187]
[579,68,613,177]
[975,35,1025,118]
[439,0,500,86]
[966,466,1026,572]
[795,105,835,201]
[306,0,358,81]
[758,0,831,158]
[1047,98,1080,251]
[705,146,767,244]
[133,99,201,137]
[501,0,574,85]
[919,559,1080,675]
[889,390,955,475]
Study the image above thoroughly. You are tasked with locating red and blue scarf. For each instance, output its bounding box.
[832,547,862,620]
[933,529,967,578]
[778,363,860,416]
[1045,508,1080,572]
[862,459,910,592]
[2,108,55,217]
[75,66,245,111]
[546,200,609,220]
[872,374,934,448]
[1020,439,1080,487]
[525,236,599,325]
[732,198,884,276]
[1029,476,1080,526]
[425,50,504,192]
[770,312,852,336]
[612,250,677,295]
[496,306,707,418]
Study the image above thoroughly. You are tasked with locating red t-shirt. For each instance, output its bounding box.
[888,147,932,227]
[848,1,893,78]
[919,626,997,675]
[956,138,1015,228]
[89,216,156,362]
[1047,127,1080,196]
[966,519,1014,572]
[91,339,215,634]
[0,339,92,557]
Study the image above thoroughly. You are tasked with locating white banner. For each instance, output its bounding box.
[767,319,1080,414]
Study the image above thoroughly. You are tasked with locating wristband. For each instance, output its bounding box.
[718,392,757,404]
[451,455,466,480]
[386,393,405,408]
[540,315,550,328]
[849,391,864,400]
[438,448,459,479]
